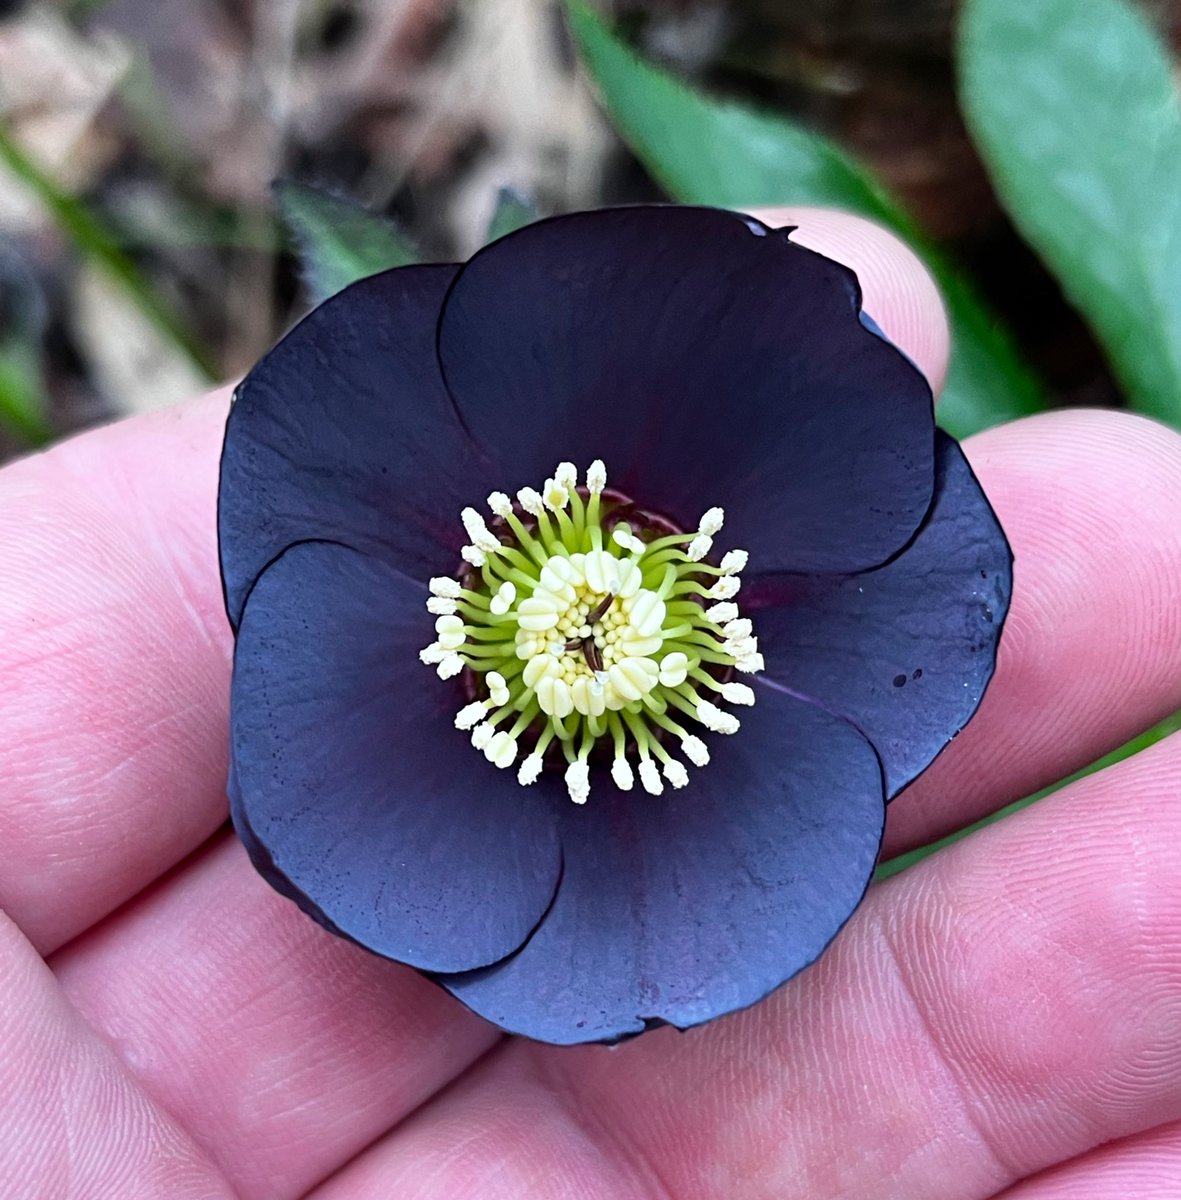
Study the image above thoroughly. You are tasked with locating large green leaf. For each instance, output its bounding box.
[960,0,1181,426]
[273,181,420,303]
[565,0,1045,438]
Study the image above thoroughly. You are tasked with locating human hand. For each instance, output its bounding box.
[4,208,1181,1200]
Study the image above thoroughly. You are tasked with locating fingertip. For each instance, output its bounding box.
[747,206,950,395]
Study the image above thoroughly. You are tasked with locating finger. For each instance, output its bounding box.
[996,1121,1181,1199]
[0,390,233,954]
[883,408,1181,857]
[306,730,1181,1200]
[748,205,950,393]
[0,912,236,1199]
[52,833,499,1200]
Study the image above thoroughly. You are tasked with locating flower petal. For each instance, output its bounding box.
[436,693,884,1044]
[229,541,562,973]
[752,431,1012,799]
[435,205,934,574]
[219,264,494,629]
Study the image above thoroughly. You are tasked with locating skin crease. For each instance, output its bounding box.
[3,207,1181,1198]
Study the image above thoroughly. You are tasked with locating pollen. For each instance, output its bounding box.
[419,461,762,803]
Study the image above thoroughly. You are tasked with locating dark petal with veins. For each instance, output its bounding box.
[437,691,883,1044]
[229,541,562,973]
[219,264,496,628]
[436,206,934,575]
[750,432,1012,799]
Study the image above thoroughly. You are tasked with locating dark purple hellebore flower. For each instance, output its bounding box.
[219,205,1012,1046]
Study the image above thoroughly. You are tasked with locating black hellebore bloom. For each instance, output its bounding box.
[219,205,1011,1046]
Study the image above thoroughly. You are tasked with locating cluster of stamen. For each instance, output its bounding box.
[419,461,763,804]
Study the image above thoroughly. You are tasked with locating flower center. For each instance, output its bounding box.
[419,461,763,804]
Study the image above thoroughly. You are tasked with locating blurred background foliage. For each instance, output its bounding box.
[2,0,1180,860]
[2,0,1179,456]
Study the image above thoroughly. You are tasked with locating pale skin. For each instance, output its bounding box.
[4,206,1181,1199]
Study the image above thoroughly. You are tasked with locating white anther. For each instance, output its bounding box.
[489,580,517,615]
[554,462,578,491]
[681,735,710,766]
[687,534,713,562]
[614,558,643,597]
[608,658,657,702]
[419,642,447,665]
[437,654,464,680]
[455,701,490,730]
[587,459,607,493]
[461,507,501,554]
[484,731,518,769]
[658,651,689,688]
[705,601,739,623]
[522,654,561,689]
[565,553,588,587]
[517,487,544,516]
[663,760,690,789]
[461,544,486,567]
[698,507,725,536]
[518,754,544,786]
[536,675,573,719]
[696,699,740,734]
[542,478,570,511]
[435,614,465,650]
[720,548,748,575]
[735,652,765,675]
[725,636,759,661]
[622,630,664,659]
[427,596,457,615]
[543,555,574,582]
[538,570,577,608]
[611,756,634,791]
[486,671,510,707]
[627,591,666,638]
[517,595,561,631]
[638,759,664,795]
[611,526,645,555]
[708,575,741,601]
[723,618,753,640]
[570,675,606,717]
[429,576,462,598]
[583,549,613,594]
[470,722,495,751]
[487,491,513,518]
[721,682,756,706]
[565,760,591,805]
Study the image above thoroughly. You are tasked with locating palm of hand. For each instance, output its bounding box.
[5,209,1181,1200]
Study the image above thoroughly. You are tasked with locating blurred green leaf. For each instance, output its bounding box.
[875,706,1181,882]
[0,340,52,446]
[486,187,541,244]
[565,0,1046,438]
[0,121,215,382]
[274,181,420,303]
[960,0,1181,426]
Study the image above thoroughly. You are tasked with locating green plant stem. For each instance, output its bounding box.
[875,707,1181,881]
